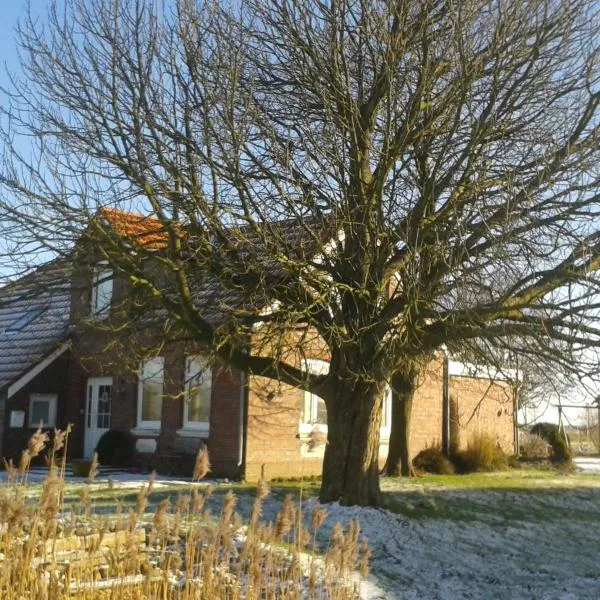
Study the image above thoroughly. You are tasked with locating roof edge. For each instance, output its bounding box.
[5,339,72,399]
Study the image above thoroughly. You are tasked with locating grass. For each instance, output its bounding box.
[378,467,600,523]
[212,467,600,526]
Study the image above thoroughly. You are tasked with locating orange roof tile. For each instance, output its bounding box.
[99,208,182,249]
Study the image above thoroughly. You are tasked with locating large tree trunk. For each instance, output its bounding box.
[319,382,385,507]
[384,368,419,477]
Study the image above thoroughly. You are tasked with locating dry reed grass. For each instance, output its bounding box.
[0,429,369,599]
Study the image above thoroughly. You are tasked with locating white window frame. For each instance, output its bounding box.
[299,359,329,435]
[298,360,393,438]
[180,355,212,434]
[381,387,392,439]
[91,264,113,319]
[28,393,57,428]
[136,357,164,430]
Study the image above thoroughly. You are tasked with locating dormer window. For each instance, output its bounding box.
[6,305,47,335]
[91,265,113,318]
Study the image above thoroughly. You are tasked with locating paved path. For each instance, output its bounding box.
[574,456,600,473]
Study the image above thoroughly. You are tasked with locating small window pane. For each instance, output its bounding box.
[6,306,46,333]
[87,386,92,428]
[188,384,211,422]
[302,391,327,425]
[142,379,163,421]
[31,400,49,426]
[139,358,164,425]
[97,385,112,429]
[185,357,211,425]
[91,268,113,317]
[301,360,329,426]
[315,397,327,424]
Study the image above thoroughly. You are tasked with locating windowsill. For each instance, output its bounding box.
[89,313,111,321]
[298,425,391,440]
[130,427,161,437]
[298,424,328,437]
[176,426,210,438]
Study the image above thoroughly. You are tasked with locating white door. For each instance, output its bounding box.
[84,377,113,458]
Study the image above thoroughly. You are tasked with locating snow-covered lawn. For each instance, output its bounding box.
[313,471,600,600]
[9,466,600,599]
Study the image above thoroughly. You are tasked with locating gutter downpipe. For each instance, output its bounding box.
[237,370,249,478]
[513,357,520,455]
[441,346,450,457]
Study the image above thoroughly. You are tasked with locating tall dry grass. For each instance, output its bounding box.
[0,428,369,599]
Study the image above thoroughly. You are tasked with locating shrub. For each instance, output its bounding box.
[507,455,522,469]
[519,433,552,459]
[413,445,455,475]
[95,430,135,467]
[530,422,572,463]
[453,433,508,473]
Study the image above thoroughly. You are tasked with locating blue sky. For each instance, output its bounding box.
[0,2,38,91]
[0,0,596,421]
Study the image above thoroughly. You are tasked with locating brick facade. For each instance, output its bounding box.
[449,374,514,454]
[1,258,514,480]
[243,356,515,481]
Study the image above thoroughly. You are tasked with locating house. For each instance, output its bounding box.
[0,211,516,478]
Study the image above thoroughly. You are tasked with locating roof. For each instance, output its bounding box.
[99,208,179,249]
[0,261,72,394]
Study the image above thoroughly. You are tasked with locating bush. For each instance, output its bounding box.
[413,445,455,475]
[530,422,572,463]
[530,422,569,443]
[95,430,135,467]
[453,433,507,473]
[519,433,552,459]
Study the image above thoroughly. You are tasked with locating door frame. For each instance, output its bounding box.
[84,376,113,458]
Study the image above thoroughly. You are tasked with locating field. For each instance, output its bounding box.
[2,450,600,598]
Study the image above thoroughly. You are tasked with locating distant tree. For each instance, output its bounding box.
[1,0,600,505]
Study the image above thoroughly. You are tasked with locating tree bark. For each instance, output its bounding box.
[384,368,419,477]
[319,382,385,506]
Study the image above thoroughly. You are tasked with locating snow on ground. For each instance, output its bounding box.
[574,456,600,473]
[0,466,224,488]
[301,477,600,600]
[5,465,600,598]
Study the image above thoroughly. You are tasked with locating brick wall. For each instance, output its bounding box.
[70,336,244,477]
[244,373,392,481]
[245,375,321,480]
[408,360,444,459]
[68,261,244,477]
[243,356,515,481]
[68,260,514,480]
[449,375,514,453]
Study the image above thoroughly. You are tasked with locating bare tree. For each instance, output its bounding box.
[1,0,600,505]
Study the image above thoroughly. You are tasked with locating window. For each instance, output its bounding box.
[300,359,329,432]
[91,265,113,318]
[182,356,212,431]
[381,387,392,437]
[28,394,57,428]
[6,305,47,334]
[137,357,164,428]
[298,360,392,438]
[10,410,25,428]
